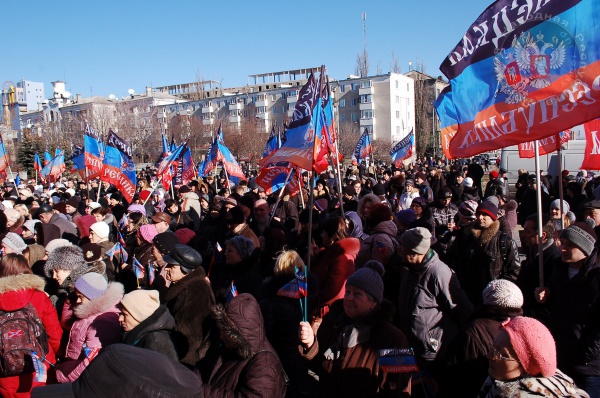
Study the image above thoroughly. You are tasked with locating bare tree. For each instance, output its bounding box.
[115,99,162,163]
[376,61,382,75]
[355,49,370,77]
[391,50,401,73]
[412,61,434,157]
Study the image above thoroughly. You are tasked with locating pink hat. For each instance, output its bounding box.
[137,224,158,244]
[501,316,556,377]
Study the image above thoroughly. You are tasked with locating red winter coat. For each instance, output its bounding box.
[311,237,360,316]
[0,274,62,398]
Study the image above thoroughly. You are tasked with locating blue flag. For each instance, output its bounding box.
[390,129,414,167]
[101,131,136,203]
[351,128,372,165]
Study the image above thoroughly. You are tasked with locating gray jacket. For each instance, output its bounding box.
[397,250,473,361]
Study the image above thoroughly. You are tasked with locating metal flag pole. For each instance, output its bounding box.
[557,138,565,230]
[222,163,232,195]
[144,176,163,206]
[333,139,344,215]
[534,140,545,288]
[85,167,90,200]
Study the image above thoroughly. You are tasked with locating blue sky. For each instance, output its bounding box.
[2,0,494,98]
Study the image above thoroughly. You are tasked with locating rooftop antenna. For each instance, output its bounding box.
[362,12,367,58]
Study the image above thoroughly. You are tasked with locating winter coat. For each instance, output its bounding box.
[445,305,523,398]
[399,190,419,210]
[0,274,62,397]
[502,200,518,234]
[477,369,589,398]
[164,266,216,368]
[396,250,473,362]
[203,294,287,398]
[450,220,521,306]
[545,250,600,378]
[122,305,180,362]
[56,282,124,383]
[181,192,201,231]
[355,221,398,268]
[311,237,360,315]
[210,251,264,304]
[431,202,459,235]
[302,299,412,397]
[49,212,78,240]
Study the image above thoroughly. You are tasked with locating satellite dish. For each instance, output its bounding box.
[128,89,135,95]
[108,94,116,100]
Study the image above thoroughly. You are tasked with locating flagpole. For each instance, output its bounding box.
[7,166,14,185]
[170,178,175,202]
[85,167,90,200]
[96,181,102,201]
[334,139,344,215]
[35,169,38,186]
[557,140,565,230]
[534,140,545,289]
[222,163,232,195]
[305,172,315,322]
[268,167,294,226]
[144,176,163,206]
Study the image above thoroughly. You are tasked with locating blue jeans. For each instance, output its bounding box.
[574,374,600,398]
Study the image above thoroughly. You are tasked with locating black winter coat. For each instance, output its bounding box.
[122,305,180,361]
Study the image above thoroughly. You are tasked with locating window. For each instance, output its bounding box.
[361,80,371,88]
[407,83,409,91]
[273,107,278,114]
[396,126,400,134]
[351,113,358,122]
[340,85,345,93]
[395,80,399,88]
[281,93,286,100]
[282,106,286,114]
[272,95,277,101]
[339,99,346,108]
[361,110,373,119]
[395,96,400,104]
[360,94,371,103]
[351,98,357,106]
[396,111,400,119]
[352,83,359,91]
[341,114,346,122]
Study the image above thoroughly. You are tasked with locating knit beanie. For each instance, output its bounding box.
[4,208,20,223]
[482,279,523,309]
[152,232,179,256]
[44,245,86,278]
[120,290,160,323]
[489,170,499,179]
[2,232,27,254]
[138,224,158,244]
[501,316,556,377]
[396,209,416,227]
[369,204,392,225]
[400,227,432,255]
[127,204,147,216]
[560,222,597,256]
[458,200,478,220]
[227,236,254,260]
[23,219,40,233]
[45,238,73,255]
[347,260,385,304]
[75,272,108,300]
[477,201,498,220]
[90,222,110,241]
[462,177,474,188]
[550,199,570,214]
[483,195,499,208]
[175,228,196,246]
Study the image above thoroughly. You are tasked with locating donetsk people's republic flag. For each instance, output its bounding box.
[435,0,600,159]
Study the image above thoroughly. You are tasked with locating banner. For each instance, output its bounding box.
[43,151,52,166]
[390,129,414,167]
[68,146,86,175]
[582,118,600,169]
[217,141,246,181]
[84,122,104,176]
[40,153,66,183]
[351,128,372,165]
[435,0,600,159]
[263,127,280,159]
[101,132,136,203]
[259,69,325,171]
[518,130,571,158]
[34,153,42,172]
[255,162,292,195]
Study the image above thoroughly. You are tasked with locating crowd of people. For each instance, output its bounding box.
[0,155,598,397]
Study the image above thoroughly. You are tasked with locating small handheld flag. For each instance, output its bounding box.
[225,281,238,303]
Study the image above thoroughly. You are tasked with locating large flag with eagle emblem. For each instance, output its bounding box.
[101,130,136,203]
[434,0,600,159]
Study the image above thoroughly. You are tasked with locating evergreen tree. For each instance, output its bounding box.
[17,131,44,177]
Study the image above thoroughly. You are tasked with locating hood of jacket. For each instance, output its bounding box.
[211,293,269,359]
[344,211,366,239]
[371,219,398,237]
[0,274,46,312]
[503,199,518,212]
[74,282,124,319]
[471,220,500,246]
[123,305,176,344]
[357,194,381,219]
[181,192,200,202]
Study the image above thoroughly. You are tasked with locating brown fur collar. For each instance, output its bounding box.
[0,274,45,294]
[211,303,254,359]
[471,220,500,245]
[74,282,124,319]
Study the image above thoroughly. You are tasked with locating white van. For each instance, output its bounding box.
[499,140,590,190]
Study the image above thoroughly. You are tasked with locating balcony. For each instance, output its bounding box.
[359,85,373,96]
[359,101,373,111]
[202,105,214,113]
[202,118,214,126]
[229,115,241,124]
[359,117,374,127]
[287,95,297,104]
[287,109,295,118]
[229,102,244,111]
[256,112,269,120]
[255,98,269,107]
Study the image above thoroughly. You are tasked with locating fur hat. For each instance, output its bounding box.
[137,224,158,244]
[75,272,108,300]
[45,238,73,255]
[227,236,254,260]
[152,232,179,256]
[347,260,385,304]
[2,232,27,254]
[477,201,498,220]
[44,245,86,277]
[400,227,431,255]
[560,222,597,256]
[501,316,556,377]
[90,222,110,240]
[120,290,160,323]
[483,279,523,308]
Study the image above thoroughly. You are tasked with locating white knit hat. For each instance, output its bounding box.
[90,222,110,240]
[45,239,73,254]
[482,279,523,309]
[2,232,27,254]
[462,177,474,188]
